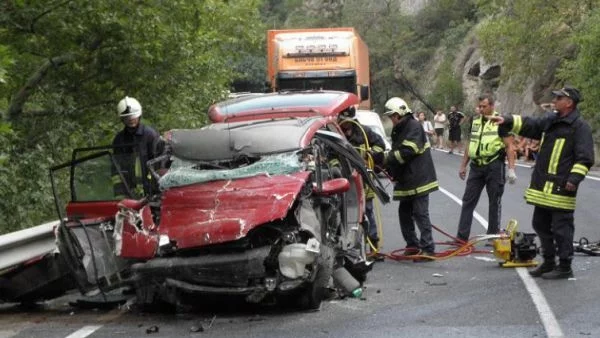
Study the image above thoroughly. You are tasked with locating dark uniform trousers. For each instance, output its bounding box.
[399,194,434,252]
[533,206,574,261]
[457,157,505,240]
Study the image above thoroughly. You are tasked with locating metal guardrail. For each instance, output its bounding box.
[0,220,59,271]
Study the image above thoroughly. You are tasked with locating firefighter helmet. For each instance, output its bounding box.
[117,96,142,119]
[384,97,411,117]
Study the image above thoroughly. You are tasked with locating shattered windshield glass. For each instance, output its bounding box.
[159,151,304,189]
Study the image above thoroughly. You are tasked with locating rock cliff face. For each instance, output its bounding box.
[455,37,559,116]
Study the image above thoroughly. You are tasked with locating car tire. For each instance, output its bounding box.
[297,244,334,311]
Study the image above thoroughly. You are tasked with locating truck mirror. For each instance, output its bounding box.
[359,85,369,101]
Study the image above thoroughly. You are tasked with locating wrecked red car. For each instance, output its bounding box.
[2,91,388,310]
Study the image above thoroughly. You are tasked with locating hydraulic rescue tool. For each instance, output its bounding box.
[492,219,538,268]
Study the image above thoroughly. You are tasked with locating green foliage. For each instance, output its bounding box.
[0,0,264,233]
[476,0,595,88]
[0,44,13,85]
[428,59,464,110]
[476,0,600,151]
[559,7,600,140]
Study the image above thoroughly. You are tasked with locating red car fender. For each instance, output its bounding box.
[117,205,158,259]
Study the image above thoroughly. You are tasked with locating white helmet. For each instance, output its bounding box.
[384,97,411,117]
[117,96,142,119]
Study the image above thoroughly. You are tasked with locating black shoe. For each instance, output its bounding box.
[448,150,453,155]
[529,260,556,277]
[542,266,574,280]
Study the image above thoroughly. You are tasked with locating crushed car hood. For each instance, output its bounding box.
[158,171,311,249]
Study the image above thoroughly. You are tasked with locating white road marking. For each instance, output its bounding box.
[438,187,488,230]
[516,268,565,337]
[64,325,102,338]
[438,185,564,338]
[0,330,19,338]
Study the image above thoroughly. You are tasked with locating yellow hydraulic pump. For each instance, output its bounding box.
[492,219,538,268]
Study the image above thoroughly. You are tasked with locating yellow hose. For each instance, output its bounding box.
[339,118,383,253]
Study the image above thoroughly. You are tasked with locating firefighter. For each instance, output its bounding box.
[491,86,594,279]
[112,96,162,197]
[383,97,439,259]
[338,108,386,249]
[456,94,517,242]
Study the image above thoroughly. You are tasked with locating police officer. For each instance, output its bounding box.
[338,109,386,249]
[491,86,594,279]
[456,94,516,242]
[383,97,438,259]
[112,96,162,197]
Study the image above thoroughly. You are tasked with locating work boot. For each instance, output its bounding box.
[529,259,555,277]
[542,260,573,280]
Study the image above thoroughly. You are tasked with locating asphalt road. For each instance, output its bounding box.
[2,149,600,338]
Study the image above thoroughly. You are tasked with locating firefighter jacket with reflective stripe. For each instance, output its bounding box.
[345,123,386,198]
[345,123,386,167]
[385,115,438,200]
[112,123,162,197]
[500,110,594,211]
[468,112,507,166]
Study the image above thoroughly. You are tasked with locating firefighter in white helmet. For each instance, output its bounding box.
[112,96,162,197]
[383,97,439,261]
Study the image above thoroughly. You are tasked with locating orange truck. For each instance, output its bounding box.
[266,27,371,109]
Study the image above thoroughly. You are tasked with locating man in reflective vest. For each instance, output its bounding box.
[456,94,517,242]
[384,97,439,259]
[491,86,594,279]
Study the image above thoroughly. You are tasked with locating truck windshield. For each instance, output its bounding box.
[278,76,356,94]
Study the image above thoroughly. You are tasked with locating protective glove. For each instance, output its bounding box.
[507,168,517,184]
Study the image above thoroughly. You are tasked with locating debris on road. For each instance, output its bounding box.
[145,325,159,334]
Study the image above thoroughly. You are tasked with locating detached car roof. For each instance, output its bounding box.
[169,117,332,161]
[208,90,359,123]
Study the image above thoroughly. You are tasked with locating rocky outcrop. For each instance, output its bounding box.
[455,36,560,116]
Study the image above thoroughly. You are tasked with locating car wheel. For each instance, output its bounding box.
[297,245,334,311]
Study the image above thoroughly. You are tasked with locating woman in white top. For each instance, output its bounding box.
[418,112,435,146]
[433,110,447,149]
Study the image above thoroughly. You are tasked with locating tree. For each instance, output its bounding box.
[0,0,264,233]
[559,7,600,141]
[475,0,597,88]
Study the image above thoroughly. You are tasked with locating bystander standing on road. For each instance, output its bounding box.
[433,109,447,149]
[455,94,517,243]
[447,105,465,154]
[418,111,435,146]
[383,97,439,260]
[491,86,594,279]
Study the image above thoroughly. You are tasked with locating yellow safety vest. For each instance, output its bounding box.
[468,113,505,165]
